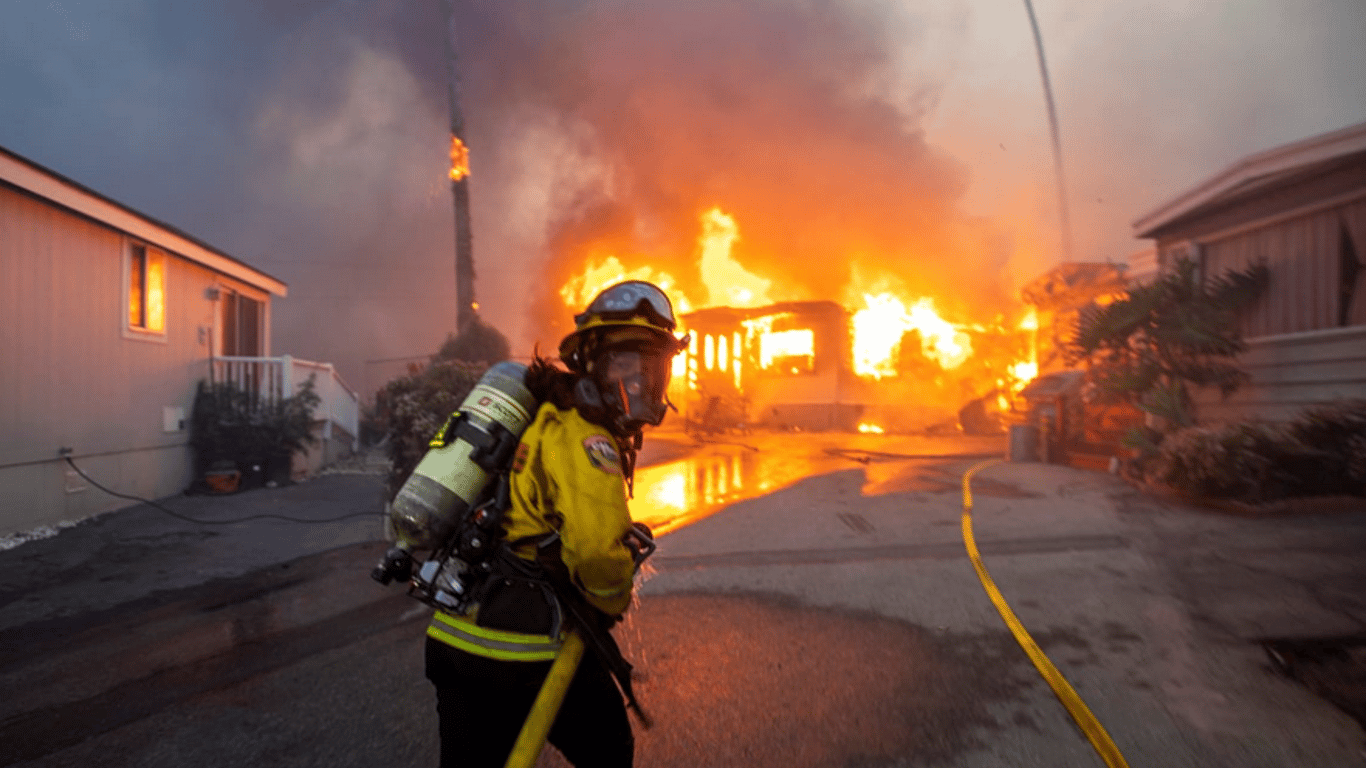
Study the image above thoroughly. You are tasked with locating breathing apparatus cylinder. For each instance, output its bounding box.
[384,360,537,556]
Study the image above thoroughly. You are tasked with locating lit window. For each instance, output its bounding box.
[128,244,165,333]
[704,334,715,371]
[718,334,729,372]
[732,332,742,388]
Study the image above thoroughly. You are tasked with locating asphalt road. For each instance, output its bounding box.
[1,430,1363,767]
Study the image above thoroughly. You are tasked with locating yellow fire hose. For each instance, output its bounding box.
[503,631,587,768]
[962,459,1130,768]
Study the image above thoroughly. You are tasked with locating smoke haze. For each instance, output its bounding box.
[2,0,1362,397]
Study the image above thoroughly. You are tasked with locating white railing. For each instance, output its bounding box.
[211,355,359,450]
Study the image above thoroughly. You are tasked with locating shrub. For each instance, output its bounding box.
[1148,423,1284,502]
[189,376,320,483]
[373,360,488,500]
[1287,399,1366,493]
[434,316,511,365]
[1148,404,1366,503]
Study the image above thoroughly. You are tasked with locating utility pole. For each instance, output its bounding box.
[443,0,477,331]
[1022,0,1074,262]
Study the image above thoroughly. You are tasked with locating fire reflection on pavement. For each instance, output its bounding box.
[631,435,1011,534]
[632,445,835,535]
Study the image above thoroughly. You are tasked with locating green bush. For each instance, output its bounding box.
[1287,399,1366,491]
[1147,423,1295,503]
[1148,400,1366,503]
[373,360,487,500]
[190,376,320,479]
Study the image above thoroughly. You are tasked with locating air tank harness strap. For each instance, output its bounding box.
[431,411,522,474]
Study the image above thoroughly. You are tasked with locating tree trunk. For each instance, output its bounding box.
[443,0,477,332]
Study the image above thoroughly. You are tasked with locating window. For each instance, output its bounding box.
[127,243,165,335]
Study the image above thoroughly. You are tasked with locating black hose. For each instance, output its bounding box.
[64,456,382,526]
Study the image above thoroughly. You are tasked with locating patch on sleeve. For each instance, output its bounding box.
[511,441,530,473]
[582,434,621,474]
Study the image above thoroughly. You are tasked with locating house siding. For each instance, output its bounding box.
[1197,198,1366,337]
[1137,125,1366,426]
[1183,199,1366,424]
[1191,325,1366,425]
[0,183,269,535]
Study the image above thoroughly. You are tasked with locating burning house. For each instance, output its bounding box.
[553,208,1041,436]
[679,301,857,432]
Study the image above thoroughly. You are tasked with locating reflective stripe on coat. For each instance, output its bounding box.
[427,609,564,662]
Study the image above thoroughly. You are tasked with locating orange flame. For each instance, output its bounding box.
[698,207,771,308]
[558,255,691,315]
[449,135,470,182]
[556,209,1042,415]
[851,294,972,378]
[740,313,815,374]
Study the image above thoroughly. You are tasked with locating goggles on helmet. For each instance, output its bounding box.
[574,280,677,332]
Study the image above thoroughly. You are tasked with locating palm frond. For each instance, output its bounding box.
[1138,381,1192,426]
[1207,261,1270,310]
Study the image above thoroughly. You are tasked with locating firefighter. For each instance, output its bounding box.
[424,280,687,768]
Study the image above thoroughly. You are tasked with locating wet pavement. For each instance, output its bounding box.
[631,430,1003,534]
[1,429,1364,767]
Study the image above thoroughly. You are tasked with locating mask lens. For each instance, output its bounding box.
[606,350,643,382]
[601,349,671,426]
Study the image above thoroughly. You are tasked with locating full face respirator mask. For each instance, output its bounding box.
[575,345,674,435]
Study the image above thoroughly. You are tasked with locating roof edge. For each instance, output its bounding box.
[1132,120,1366,239]
[0,145,286,297]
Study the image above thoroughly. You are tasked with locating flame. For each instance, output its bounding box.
[698,207,771,308]
[1009,359,1038,383]
[851,294,972,379]
[739,313,815,374]
[553,210,1044,425]
[994,308,1040,408]
[760,330,814,370]
[449,135,470,181]
[558,254,692,315]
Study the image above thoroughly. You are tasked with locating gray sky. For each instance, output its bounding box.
[2,0,1363,397]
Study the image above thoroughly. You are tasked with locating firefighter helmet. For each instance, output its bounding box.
[558,280,685,371]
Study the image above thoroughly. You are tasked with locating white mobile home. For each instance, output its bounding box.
[1133,121,1366,424]
[1,146,319,537]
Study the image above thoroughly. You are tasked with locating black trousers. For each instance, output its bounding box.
[425,637,634,768]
